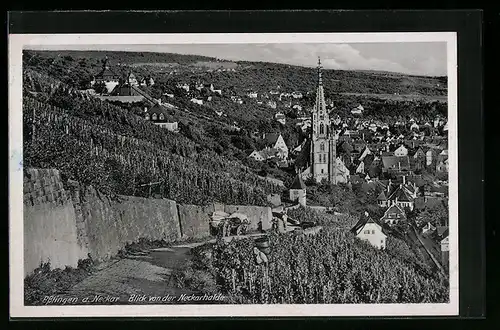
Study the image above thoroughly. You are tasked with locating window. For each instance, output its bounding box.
[372,230,375,234]
[159,114,164,120]
[364,230,370,234]
[320,143,325,151]
[321,169,324,174]
[145,114,150,120]
[152,113,157,120]
[320,115,324,121]
[320,124,325,134]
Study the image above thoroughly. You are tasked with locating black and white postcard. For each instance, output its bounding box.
[9,32,458,317]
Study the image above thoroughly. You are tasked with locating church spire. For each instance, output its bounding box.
[313,56,326,114]
[318,56,323,85]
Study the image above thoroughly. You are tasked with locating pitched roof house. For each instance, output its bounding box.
[351,213,387,249]
[248,150,264,162]
[377,190,388,207]
[263,133,289,160]
[380,204,407,226]
[144,103,179,133]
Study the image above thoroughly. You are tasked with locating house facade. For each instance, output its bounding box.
[144,103,179,133]
[380,204,407,226]
[394,145,409,157]
[289,174,307,206]
[351,214,387,249]
[264,133,289,160]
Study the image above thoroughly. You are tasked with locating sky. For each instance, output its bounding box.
[27,42,448,76]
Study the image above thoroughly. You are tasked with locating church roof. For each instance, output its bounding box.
[290,174,306,190]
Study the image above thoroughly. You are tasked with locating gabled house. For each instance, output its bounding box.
[263,133,289,160]
[275,112,286,125]
[387,182,416,211]
[413,147,426,159]
[351,104,364,115]
[127,72,139,87]
[144,103,179,133]
[394,144,409,157]
[351,212,387,249]
[377,190,388,207]
[380,204,407,226]
[248,150,264,162]
[436,158,449,173]
[421,221,437,234]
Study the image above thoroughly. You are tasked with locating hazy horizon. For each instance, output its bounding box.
[26,42,448,77]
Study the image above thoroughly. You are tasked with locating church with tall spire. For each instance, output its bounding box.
[308,57,338,183]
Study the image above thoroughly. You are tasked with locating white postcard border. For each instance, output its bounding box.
[9,32,458,318]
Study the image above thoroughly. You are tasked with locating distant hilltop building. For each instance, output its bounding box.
[351,104,364,115]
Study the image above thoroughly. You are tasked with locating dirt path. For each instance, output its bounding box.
[59,234,268,304]
[62,242,205,304]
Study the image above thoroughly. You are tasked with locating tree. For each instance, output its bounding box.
[93,81,107,95]
[419,202,448,227]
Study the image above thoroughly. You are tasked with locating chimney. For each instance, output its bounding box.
[403,175,406,185]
